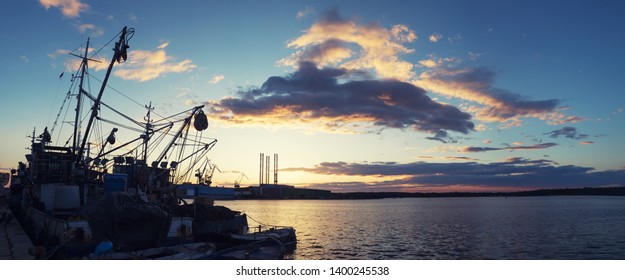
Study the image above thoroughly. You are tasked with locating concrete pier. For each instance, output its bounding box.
[0,202,34,260]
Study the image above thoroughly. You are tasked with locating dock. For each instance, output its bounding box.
[0,201,34,260]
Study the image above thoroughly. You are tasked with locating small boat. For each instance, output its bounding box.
[230,225,296,249]
[204,237,285,260]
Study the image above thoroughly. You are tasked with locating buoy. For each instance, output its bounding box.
[193,110,209,131]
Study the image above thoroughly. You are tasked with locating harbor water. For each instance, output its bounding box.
[217,196,625,260]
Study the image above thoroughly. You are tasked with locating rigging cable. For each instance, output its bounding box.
[52,92,72,145]
[87,29,124,59]
[146,124,173,160]
[58,93,76,146]
[50,71,79,137]
[82,90,144,128]
[96,117,145,134]
[87,73,166,120]
[47,42,81,129]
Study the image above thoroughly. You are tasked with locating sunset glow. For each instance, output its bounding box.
[1,1,624,193]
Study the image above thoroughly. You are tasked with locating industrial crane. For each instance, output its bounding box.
[221,171,248,188]
[233,172,248,188]
[205,163,221,186]
[194,159,221,186]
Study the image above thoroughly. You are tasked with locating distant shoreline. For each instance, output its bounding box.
[328,186,625,199]
[225,186,625,200]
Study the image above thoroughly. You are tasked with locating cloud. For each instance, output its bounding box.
[284,159,625,190]
[428,33,442,42]
[502,157,558,165]
[460,142,558,153]
[208,61,474,134]
[580,141,595,145]
[279,7,417,81]
[209,74,225,85]
[418,59,438,68]
[40,0,88,18]
[425,130,460,143]
[544,126,588,140]
[76,23,104,37]
[468,52,483,61]
[444,156,477,161]
[20,56,29,63]
[279,9,582,129]
[447,34,463,44]
[48,47,111,72]
[113,42,196,82]
[415,67,582,127]
[128,13,138,23]
[47,49,69,59]
[417,156,477,161]
[278,39,354,68]
[296,6,315,19]
[157,42,170,49]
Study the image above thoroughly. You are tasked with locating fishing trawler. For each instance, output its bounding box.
[10,26,253,259]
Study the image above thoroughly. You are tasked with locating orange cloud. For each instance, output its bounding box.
[207,106,376,134]
[415,67,583,127]
[113,42,196,82]
[418,59,438,68]
[280,8,417,80]
[49,48,110,72]
[428,33,442,42]
[209,74,225,85]
[40,0,88,18]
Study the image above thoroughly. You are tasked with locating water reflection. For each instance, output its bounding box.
[218,196,625,260]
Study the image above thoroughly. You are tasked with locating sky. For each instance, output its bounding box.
[1,0,624,192]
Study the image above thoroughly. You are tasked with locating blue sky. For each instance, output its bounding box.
[1,0,624,192]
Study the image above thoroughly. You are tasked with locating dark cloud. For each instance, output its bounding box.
[420,67,570,124]
[502,157,558,165]
[460,142,557,153]
[209,62,475,134]
[425,130,459,143]
[544,127,588,139]
[461,146,502,152]
[284,159,625,190]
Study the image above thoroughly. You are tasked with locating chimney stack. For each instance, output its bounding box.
[265,156,270,184]
[273,153,278,185]
[259,153,264,186]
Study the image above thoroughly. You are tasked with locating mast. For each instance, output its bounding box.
[143,102,154,164]
[76,26,132,163]
[72,38,90,154]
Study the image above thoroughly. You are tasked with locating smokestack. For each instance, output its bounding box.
[273,153,278,185]
[259,153,264,186]
[265,156,270,184]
